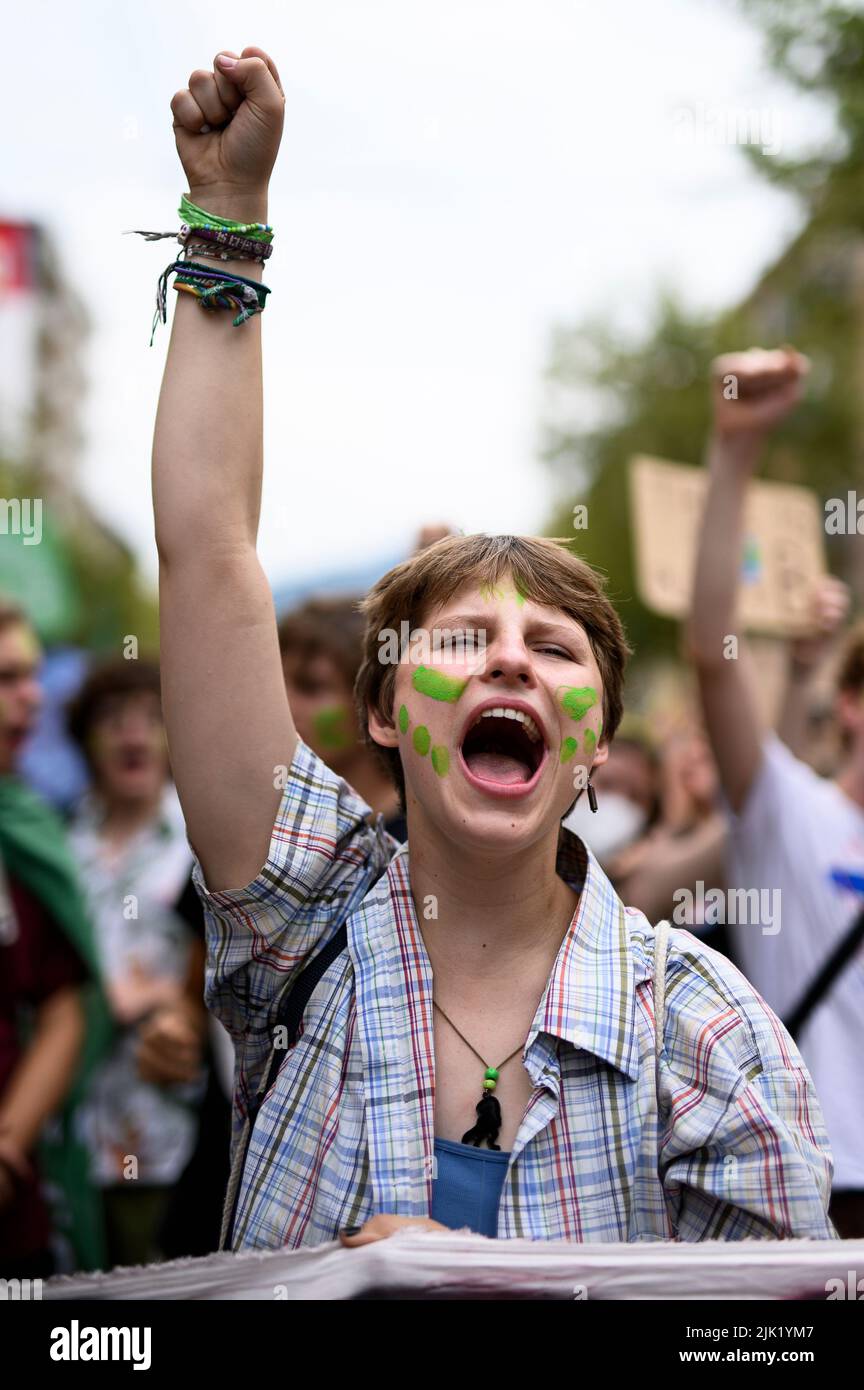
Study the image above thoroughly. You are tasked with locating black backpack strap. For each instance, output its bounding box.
[221,923,349,1249]
[261,922,349,1098]
[783,902,864,1042]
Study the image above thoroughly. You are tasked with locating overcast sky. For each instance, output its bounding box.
[3,0,831,589]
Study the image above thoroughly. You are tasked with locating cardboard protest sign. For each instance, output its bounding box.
[629,455,826,636]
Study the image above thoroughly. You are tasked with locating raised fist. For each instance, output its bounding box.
[170,47,285,200]
[711,346,810,440]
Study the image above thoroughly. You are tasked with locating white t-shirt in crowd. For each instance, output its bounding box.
[725,734,864,1190]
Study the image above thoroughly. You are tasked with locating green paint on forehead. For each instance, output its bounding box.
[583,728,596,757]
[413,725,431,756]
[431,745,449,777]
[478,579,528,606]
[479,581,504,603]
[312,705,352,749]
[558,685,598,722]
[398,704,410,734]
[412,666,467,703]
[560,737,578,764]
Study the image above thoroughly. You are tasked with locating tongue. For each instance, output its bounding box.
[465,751,532,785]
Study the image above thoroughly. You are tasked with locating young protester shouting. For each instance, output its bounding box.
[688,346,864,1237]
[150,48,835,1247]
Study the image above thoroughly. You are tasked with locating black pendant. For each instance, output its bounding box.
[462,1091,503,1150]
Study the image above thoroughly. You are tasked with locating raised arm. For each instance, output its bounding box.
[685,348,809,813]
[153,47,297,890]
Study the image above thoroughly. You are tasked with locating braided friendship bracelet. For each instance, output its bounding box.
[182,239,268,265]
[151,259,271,344]
[178,223,273,260]
[129,192,275,343]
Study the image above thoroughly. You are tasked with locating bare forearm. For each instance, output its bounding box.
[152,189,268,563]
[688,433,760,668]
[0,988,84,1153]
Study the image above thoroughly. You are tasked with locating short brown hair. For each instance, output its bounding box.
[355,534,631,803]
[0,597,30,638]
[67,657,162,769]
[277,596,365,688]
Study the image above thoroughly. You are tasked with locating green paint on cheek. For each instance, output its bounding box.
[412,666,467,703]
[413,725,431,756]
[583,728,596,757]
[431,745,449,776]
[558,685,598,722]
[560,737,578,764]
[312,706,352,749]
[398,704,410,734]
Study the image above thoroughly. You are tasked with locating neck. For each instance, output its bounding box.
[406,813,578,972]
[97,791,163,844]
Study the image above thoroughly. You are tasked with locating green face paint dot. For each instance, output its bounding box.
[583,728,596,757]
[558,685,598,723]
[431,745,449,777]
[312,705,352,750]
[398,704,410,735]
[412,666,467,703]
[413,725,431,756]
[514,582,527,606]
[560,737,579,764]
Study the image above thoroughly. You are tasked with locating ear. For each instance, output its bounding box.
[367,698,399,750]
[591,735,610,772]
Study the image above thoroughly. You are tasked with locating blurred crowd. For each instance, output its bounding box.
[1,498,863,1276]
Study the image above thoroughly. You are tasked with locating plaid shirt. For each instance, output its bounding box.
[192,739,836,1249]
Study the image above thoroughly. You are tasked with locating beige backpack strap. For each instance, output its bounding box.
[653,919,678,1238]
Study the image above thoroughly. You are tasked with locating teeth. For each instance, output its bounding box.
[476,707,542,744]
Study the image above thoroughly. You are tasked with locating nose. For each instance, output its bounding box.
[479,627,536,689]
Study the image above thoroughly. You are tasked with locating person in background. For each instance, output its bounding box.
[0,599,109,1276]
[563,724,661,865]
[278,597,407,840]
[777,574,851,776]
[688,345,864,1237]
[66,658,206,1267]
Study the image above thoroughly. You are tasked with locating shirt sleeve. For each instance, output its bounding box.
[657,927,836,1241]
[190,737,398,1043]
[723,731,818,842]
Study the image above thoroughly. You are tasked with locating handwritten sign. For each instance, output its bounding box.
[629,455,825,636]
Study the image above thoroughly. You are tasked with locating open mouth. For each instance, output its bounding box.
[460,705,546,788]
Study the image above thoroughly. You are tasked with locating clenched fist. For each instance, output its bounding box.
[710,346,810,442]
[170,47,285,203]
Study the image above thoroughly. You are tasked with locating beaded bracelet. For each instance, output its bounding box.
[182,239,267,266]
[178,223,273,260]
[179,193,273,245]
[130,193,275,342]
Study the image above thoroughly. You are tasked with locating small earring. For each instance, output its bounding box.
[587,780,598,813]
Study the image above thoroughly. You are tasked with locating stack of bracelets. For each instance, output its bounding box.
[125,193,273,345]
